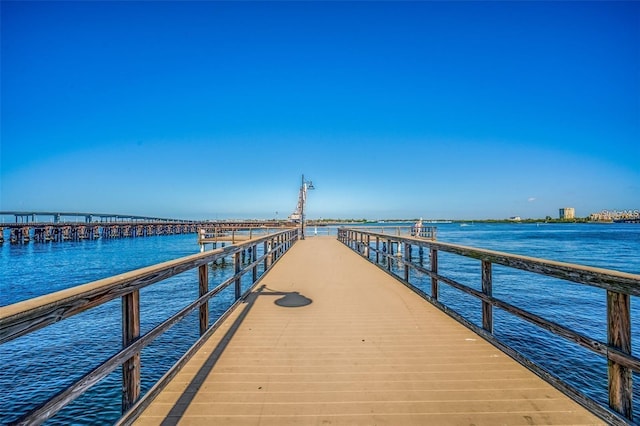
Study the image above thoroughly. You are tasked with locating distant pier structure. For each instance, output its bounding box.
[0,211,289,244]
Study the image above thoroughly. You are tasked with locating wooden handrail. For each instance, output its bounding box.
[338,227,640,425]
[0,229,298,425]
[344,229,640,295]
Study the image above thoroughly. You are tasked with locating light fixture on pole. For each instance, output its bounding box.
[298,174,314,240]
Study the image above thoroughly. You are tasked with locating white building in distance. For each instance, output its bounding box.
[559,207,575,220]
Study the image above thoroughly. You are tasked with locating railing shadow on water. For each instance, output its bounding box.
[338,227,640,426]
[0,229,299,426]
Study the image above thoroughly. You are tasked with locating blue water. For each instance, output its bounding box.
[1,223,639,424]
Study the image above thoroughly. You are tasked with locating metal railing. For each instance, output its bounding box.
[0,229,299,425]
[338,227,640,425]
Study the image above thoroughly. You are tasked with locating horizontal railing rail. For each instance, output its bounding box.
[197,226,290,245]
[346,225,437,240]
[0,229,299,425]
[338,227,640,426]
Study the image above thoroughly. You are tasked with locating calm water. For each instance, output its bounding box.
[1,223,639,424]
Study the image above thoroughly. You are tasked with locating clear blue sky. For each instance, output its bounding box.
[1,1,638,220]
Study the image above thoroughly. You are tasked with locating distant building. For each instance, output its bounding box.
[509,216,521,221]
[559,207,575,220]
[589,211,611,222]
[590,209,640,222]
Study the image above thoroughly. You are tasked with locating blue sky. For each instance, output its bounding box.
[1,1,638,220]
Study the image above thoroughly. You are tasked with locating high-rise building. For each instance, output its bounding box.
[559,207,575,220]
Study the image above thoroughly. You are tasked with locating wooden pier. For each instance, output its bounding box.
[131,237,601,425]
[2,228,639,425]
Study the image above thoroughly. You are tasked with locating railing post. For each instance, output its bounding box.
[270,238,275,264]
[482,260,493,333]
[199,263,209,335]
[387,239,392,271]
[252,243,258,283]
[264,241,269,270]
[122,290,140,412]
[366,235,370,259]
[430,248,438,300]
[273,236,277,260]
[278,237,282,261]
[404,243,410,282]
[607,290,633,420]
[276,235,280,258]
[234,251,241,300]
[375,237,380,264]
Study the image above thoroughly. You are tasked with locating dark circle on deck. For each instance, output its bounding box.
[275,292,313,308]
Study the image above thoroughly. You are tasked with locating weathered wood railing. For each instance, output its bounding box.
[0,228,298,425]
[338,227,640,426]
[197,226,289,250]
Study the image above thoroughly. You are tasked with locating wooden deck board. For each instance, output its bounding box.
[134,237,603,425]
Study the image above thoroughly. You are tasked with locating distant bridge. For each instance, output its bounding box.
[0,211,192,224]
[0,211,294,244]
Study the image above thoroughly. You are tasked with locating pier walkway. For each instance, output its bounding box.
[134,237,601,425]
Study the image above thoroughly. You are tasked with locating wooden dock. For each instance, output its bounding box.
[133,237,602,425]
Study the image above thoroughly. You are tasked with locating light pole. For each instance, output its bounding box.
[299,174,315,240]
